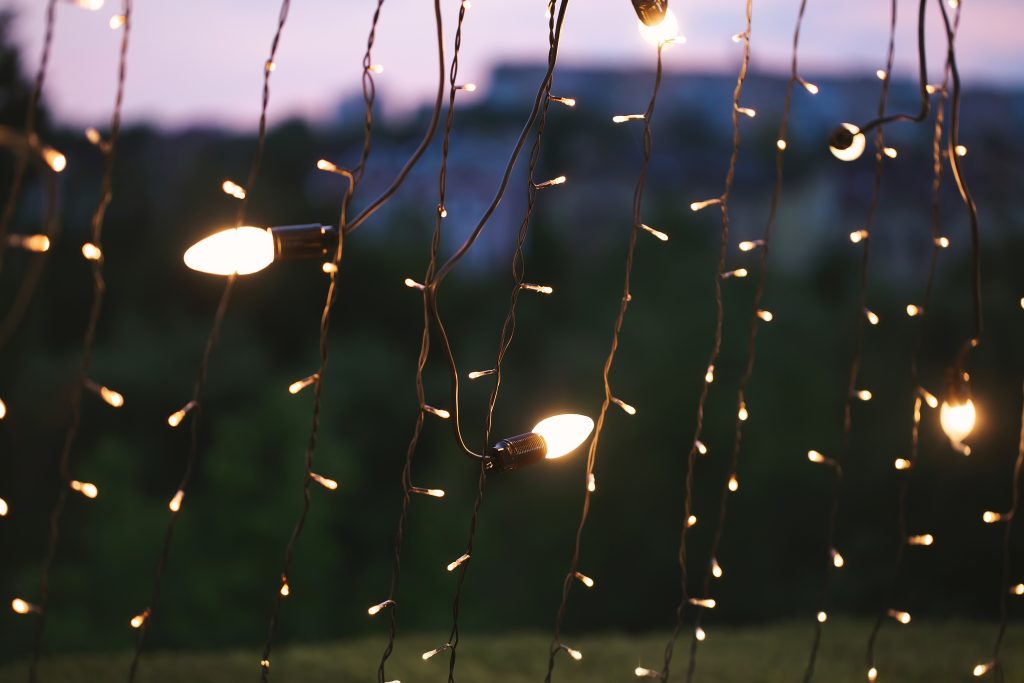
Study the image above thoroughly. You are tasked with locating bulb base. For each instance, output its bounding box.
[828,126,855,151]
[486,432,548,472]
[270,224,338,262]
[631,0,668,26]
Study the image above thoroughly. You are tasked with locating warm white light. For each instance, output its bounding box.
[695,626,706,641]
[728,474,739,492]
[876,69,888,80]
[109,14,125,29]
[830,123,867,162]
[817,611,828,623]
[0,398,6,420]
[11,598,36,614]
[533,414,594,459]
[310,472,338,490]
[447,553,470,572]
[832,549,845,568]
[801,79,820,95]
[289,374,319,395]
[920,388,939,409]
[1011,584,1024,595]
[887,609,911,624]
[564,645,583,661]
[689,598,716,609]
[849,229,869,243]
[982,511,1004,524]
[168,401,196,428]
[367,599,394,616]
[691,198,721,212]
[184,227,274,276]
[723,268,748,279]
[894,458,912,471]
[777,139,788,151]
[423,405,450,419]
[71,0,105,9]
[640,224,669,241]
[711,558,723,579]
[404,278,425,290]
[469,369,496,380]
[808,450,827,464]
[868,667,878,681]
[456,83,477,92]
[550,96,576,107]
[695,440,708,456]
[635,666,660,678]
[856,390,873,401]
[279,579,290,597]
[587,473,597,493]
[736,106,756,118]
[612,397,637,415]
[410,486,445,498]
[221,180,246,200]
[85,127,102,145]
[955,144,968,157]
[520,283,554,294]
[705,365,715,384]
[738,403,749,421]
[908,534,934,546]
[265,60,276,73]
[70,480,99,499]
[757,310,773,322]
[43,147,66,172]
[687,514,698,528]
[866,309,880,326]
[0,497,7,516]
[322,262,338,274]
[612,114,645,124]
[574,571,595,588]
[168,489,184,512]
[368,64,384,73]
[638,8,681,47]
[317,159,339,172]
[940,399,976,447]
[883,147,898,159]
[935,237,950,248]
[98,386,124,408]
[81,242,102,261]
[130,609,149,628]
[739,240,763,252]
[906,304,922,317]
[973,662,993,677]
[8,234,50,252]
[534,175,567,189]
[422,644,450,660]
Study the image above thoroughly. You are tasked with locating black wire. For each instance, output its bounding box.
[682,0,810,679]
[128,3,291,680]
[0,0,56,272]
[26,3,132,679]
[804,1,901,679]
[657,4,752,681]
[544,38,664,683]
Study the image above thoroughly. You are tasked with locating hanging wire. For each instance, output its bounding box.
[679,1,810,680]
[128,3,292,680]
[803,1,902,680]
[864,4,961,675]
[0,0,57,271]
[544,35,666,683]
[656,4,753,682]
[25,3,132,679]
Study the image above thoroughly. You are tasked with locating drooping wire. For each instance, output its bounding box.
[442,6,569,683]
[803,1,900,680]
[0,0,56,271]
[128,3,292,680]
[864,4,960,674]
[26,3,132,680]
[680,0,809,680]
[657,4,753,682]
[544,38,665,683]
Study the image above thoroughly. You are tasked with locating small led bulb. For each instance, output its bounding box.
[612,397,637,415]
[982,511,1004,524]
[908,534,934,546]
[738,403,749,421]
[574,571,595,588]
[695,440,708,456]
[42,146,67,173]
[447,553,470,572]
[635,666,660,678]
[468,369,497,380]
[587,473,597,493]
[410,486,445,498]
[856,390,873,401]
[0,497,8,516]
[422,644,451,660]
[563,645,583,661]
[221,180,246,200]
[866,309,880,326]
[687,514,698,528]
[973,662,994,677]
[612,114,645,124]
[711,558,723,578]
[868,666,878,681]
[81,242,103,260]
[689,598,716,609]
[423,405,451,419]
[887,609,911,624]
[130,609,150,628]
[288,374,319,395]
[906,304,922,317]
[738,240,764,252]
[705,365,715,384]
[894,458,912,471]
[70,480,99,499]
[640,224,669,241]
[690,198,721,212]
[757,310,774,322]
[11,598,39,615]
[367,599,394,616]
[310,472,339,490]
[817,611,828,623]
[695,626,707,641]
[728,474,739,492]
[168,400,197,428]
[831,549,845,568]
[849,229,869,243]
[883,147,898,159]
[777,139,788,151]
[168,489,184,512]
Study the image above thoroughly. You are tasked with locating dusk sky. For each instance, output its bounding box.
[8,0,1024,130]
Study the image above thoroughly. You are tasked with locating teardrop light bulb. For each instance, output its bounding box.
[532,414,595,459]
[184,226,275,276]
[940,398,976,446]
[637,8,680,47]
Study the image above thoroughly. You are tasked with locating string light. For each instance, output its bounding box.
[0,497,8,516]
[613,114,645,123]
[421,644,451,660]
[81,242,103,260]
[688,514,698,528]
[549,96,576,107]
[6,234,51,252]
[695,626,707,641]
[907,534,934,546]
[422,404,451,419]
[876,69,888,80]
[574,571,595,588]
[829,123,867,161]
[866,309,880,326]
[11,598,39,615]
[221,180,247,199]
[409,486,445,498]
[167,400,196,427]
[109,14,125,29]
[612,397,637,415]
[637,8,681,47]
[70,480,99,499]
[130,609,150,629]
[309,472,338,490]
[468,369,496,380]
[886,609,912,624]
[168,489,184,512]
[695,440,708,455]
[561,644,584,661]
[817,611,828,623]
[906,304,922,317]
[735,105,756,118]
[738,239,763,252]
[973,662,993,677]
[728,474,739,492]
[849,229,869,243]
[756,310,774,322]
[455,83,476,92]
[705,365,715,383]
[519,283,554,294]
[831,549,845,568]
[404,277,426,290]
[883,146,898,159]
[868,666,878,681]
[639,223,669,241]
[711,558,723,579]
[587,473,597,493]
[41,146,66,173]
[634,665,660,678]
[690,198,721,212]
[321,262,337,274]
[722,268,748,279]
[856,389,873,401]
[738,403,749,421]
[982,511,1005,524]
[288,374,319,395]
[0,397,5,420]
[83,379,125,407]
[894,458,912,470]
[367,599,394,616]
[533,175,567,189]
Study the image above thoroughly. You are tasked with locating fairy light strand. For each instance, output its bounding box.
[804,2,901,680]
[545,36,665,683]
[128,4,291,680]
[679,2,811,680]
[659,4,754,682]
[27,5,132,680]
[864,6,960,676]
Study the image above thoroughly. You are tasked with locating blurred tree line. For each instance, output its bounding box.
[1,8,1023,662]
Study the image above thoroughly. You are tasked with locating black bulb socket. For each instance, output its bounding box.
[486,432,549,472]
[828,126,856,151]
[270,224,339,262]
[631,0,669,26]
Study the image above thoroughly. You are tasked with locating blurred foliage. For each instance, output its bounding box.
[1,11,1024,665]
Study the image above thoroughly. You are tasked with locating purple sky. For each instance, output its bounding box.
[10,0,1024,130]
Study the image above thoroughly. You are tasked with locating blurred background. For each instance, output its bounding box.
[0,0,1023,668]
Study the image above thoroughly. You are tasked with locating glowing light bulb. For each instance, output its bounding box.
[130,609,150,628]
[289,374,319,395]
[574,571,595,588]
[728,474,739,492]
[221,180,246,199]
[955,144,968,157]
[612,114,645,124]
[1011,584,1024,595]
[468,369,496,380]
[711,558,723,578]
[109,14,125,29]
[908,534,934,546]
[587,473,597,493]
[0,497,6,516]
[534,175,567,189]
[317,159,339,172]
[920,388,939,409]
[640,224,669,241]
[849,229,869,243]
[876,69,888,80]
[736,106,756,118]
[564,645,583,661]
[856,390,873,401]
[940,398,976,447]
[817,611,828,623]
[7,234,51,252]
[168,489,184,512]
[757,310,774,322]
[533,414,594,459]
[81,242,102,260]
[265,60,276,73]
[723,268,748,279]
[422,644,450,660]
[894,458,912,471]
[404,278,426,290]
[279,579,290,597]
[368,599,395,616]
[184,227,274,275]
[638,8,681,47]
[423,405,450,419]
[322,262,338,274]
[612,397,637,415]
[982,511,1004,524]
[410,486,445,498]
[168,400,196,428]
[777,139,788,151]
[695,626,706,641]
[738,403,749,421]
[832,549,845,568]
[43,147,67,172]
[866,309,880,326]
[635,666,660,678]
[70,480,99,498]
[887,609,911,624]
[868,666,878,681]
[695,440,708,456]
[549,96,576,107]
[705,365,715,383]
[96,385,124,408]
[520,283,554,295]
[687,514,698,528]
[368,64,384,73]
[689,598,716,609]
[808,450,828,464]
[801,79,820,95]
[935,236,950,248]
[72,0,105,9]
[829,123,867,162]
[447,553,470,572]
[456,83,477,92]
[691,198,721,212]
[731,32,746,43]
[883,147,898,159]
[973,662,993,677]
[906,304,922,317]
[85,127,103,145]
[739,240,763,251]
[12,598,37,614]
[0,398,6,420]
[310,472,338,490]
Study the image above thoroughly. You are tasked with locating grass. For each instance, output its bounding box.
[1,618,1019,682]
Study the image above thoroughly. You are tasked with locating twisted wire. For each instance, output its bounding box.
[27,4,132,679]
